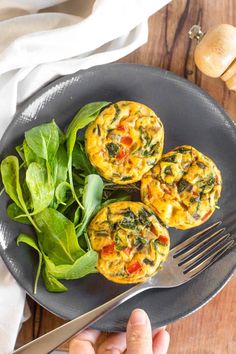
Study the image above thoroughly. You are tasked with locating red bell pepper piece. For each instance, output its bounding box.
[127,261,142,274]
[101,242,115,255]
[116,148,126,160]
[117,124,126,131]
[158,235,169,245]
[121,136,133,146]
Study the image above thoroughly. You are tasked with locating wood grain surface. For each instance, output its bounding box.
[16,0,236,353]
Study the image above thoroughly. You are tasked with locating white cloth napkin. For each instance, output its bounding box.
[0,1,171,353]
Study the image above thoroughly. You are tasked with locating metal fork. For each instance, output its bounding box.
[13,221,234,354]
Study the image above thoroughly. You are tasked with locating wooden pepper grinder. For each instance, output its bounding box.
[189,24,236,92]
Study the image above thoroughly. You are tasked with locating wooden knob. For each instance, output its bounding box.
[189,24,236,93]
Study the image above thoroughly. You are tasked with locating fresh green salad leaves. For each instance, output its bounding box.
[26,162,54,214]
[66,102,110,207]
[25,120,59,161]
[0,101,133,294]
[76,174,104,237]
[17,234,42,294]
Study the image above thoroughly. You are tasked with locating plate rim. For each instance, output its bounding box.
[0,63,235,328]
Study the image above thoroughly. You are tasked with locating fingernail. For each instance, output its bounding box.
[129,309,147,325]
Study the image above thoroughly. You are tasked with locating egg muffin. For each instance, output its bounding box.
[85,101,164,184]
[88,201,170,284]
[141,145,222,229]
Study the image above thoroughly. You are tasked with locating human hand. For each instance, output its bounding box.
[69,308,170,354]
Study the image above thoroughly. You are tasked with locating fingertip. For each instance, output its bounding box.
[69,337,94,354]
[69,329,100,354]
[152,326,167,337]
[127,308,153,354]
[153,329,170,354]
[128,308,149,326]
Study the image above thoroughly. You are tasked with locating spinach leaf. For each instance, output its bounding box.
[138,207,152,226]
[17,233,42,294]
[111,103,121,124]
[16,144,25,162]
[43,250,98,280]
[196,161,206,169]
[106,143,119,157]
[25,120,59,161]
[66,102,110,138]
[34,208,84,265]
[23,140,44,167]
[161,155,176,163]
[73,206,81,226]
[42,267,67,292]
[66,102,110,207]
[119,208,138,230]
[7,203,31,224]
[55,182,72,205]
[72,142,96,175]
[76,174,103,237]
[26,162,54,214]
[0,156,40,231]
[177,179,192,193]
[51,144,68,187]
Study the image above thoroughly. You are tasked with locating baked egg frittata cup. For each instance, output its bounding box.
[85,101,164,184]
[87,201,170,284]
[141,145,222,230]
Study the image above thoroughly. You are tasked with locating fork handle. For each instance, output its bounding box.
[12,282,149,354]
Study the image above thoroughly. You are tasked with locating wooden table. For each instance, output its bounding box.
[16,0,236,353]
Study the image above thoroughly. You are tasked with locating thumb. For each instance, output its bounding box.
[126,309,153,354]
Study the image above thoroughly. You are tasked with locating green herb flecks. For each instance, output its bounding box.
[175,147,192,154]
[196,161,206,169]
[161,154,176,163]
[177,179,192,193]
[138,207,152,226]
[106,142,119,158]
[111,103,121,124]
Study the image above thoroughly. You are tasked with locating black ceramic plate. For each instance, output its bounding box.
[0,64,235,331]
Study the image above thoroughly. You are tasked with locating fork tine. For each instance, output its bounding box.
[171,221,222,256]
[180,233,230,267]
[184,239,234,278]
[177,228,226,262]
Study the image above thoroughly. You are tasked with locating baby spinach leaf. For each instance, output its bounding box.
[7,203,31,224]
[66,102,110,139]
[1,156,24,209]
[76,174,103,237]
[72,142,96,175]
[52,144,68,187]
[15,144,25,162]
[25,120,59,161]
[0,156,40,231]
[43,250,98,280]
[73,206,81,226]
[55,182,72,205]
[106,142,119,157]
[42,267,68,292]
[34,208,84,265]
[17,233,42,294]
[23,140,44,167]
[26,162,54,214]
[66,102,110,208]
